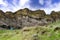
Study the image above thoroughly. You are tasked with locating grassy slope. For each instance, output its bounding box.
[0,21,60,40]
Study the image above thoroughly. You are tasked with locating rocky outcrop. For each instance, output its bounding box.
[50,11,60,21]
[0,8,59,29]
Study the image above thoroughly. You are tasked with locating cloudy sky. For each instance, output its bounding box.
[0,0,60,14]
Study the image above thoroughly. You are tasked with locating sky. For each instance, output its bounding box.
[0,0,60,14]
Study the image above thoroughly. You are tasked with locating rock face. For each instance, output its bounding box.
[0,8,59,29]
[50,11,60,21]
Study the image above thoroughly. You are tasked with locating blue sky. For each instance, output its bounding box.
[0,0,60,14]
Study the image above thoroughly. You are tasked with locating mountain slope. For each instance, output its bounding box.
[0,20,60,40]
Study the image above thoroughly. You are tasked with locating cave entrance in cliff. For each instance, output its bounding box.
[8,26,14,30]
[0,25,7,28]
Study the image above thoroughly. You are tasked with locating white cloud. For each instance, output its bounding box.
[12,0,31,12]
[39,0,44,5]
[0,0,30,12]
[0,0,7,6]
[20,0,29,6]
[47,1,60,14]
[39,0,60,14]
[0,0,4,4]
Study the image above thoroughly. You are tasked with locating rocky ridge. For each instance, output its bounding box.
[0,8,60,29]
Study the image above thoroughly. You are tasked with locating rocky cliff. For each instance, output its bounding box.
[0,8,60,29]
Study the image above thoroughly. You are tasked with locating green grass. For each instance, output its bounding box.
[0,21,60,40]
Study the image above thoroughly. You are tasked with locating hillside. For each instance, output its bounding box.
[0,20,60,40]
